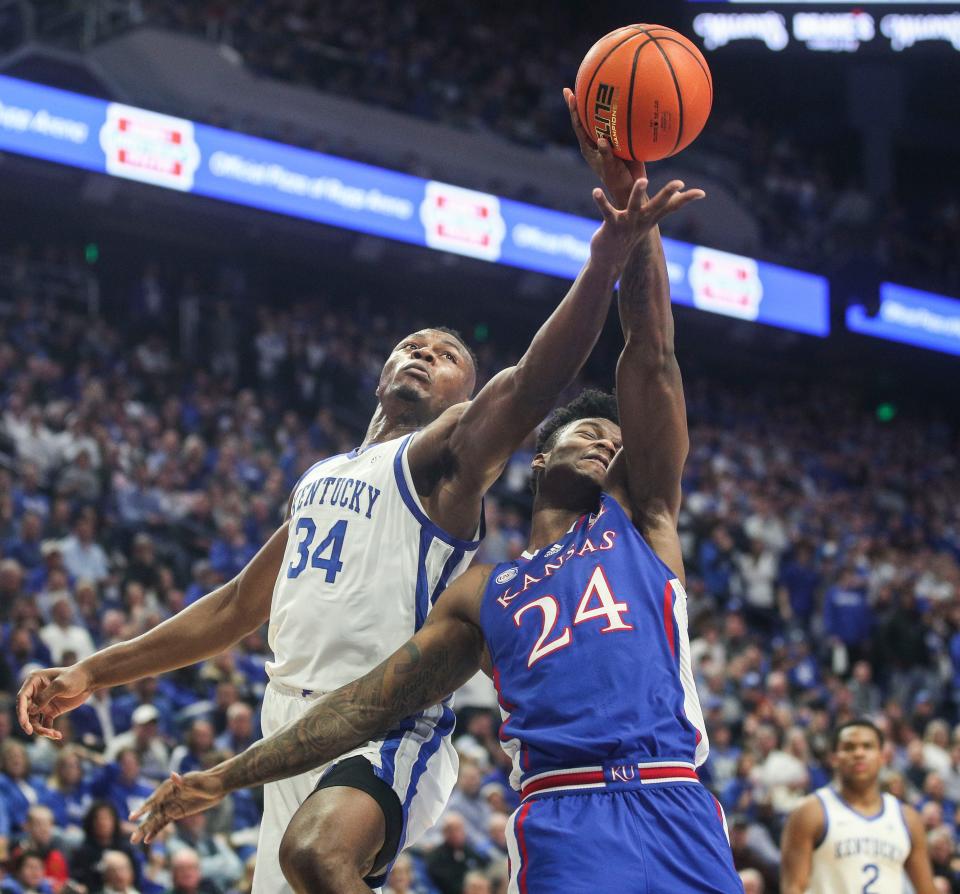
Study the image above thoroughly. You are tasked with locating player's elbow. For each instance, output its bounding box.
[620,335,675,373]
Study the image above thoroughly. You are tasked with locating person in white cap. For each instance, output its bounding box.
[104,705,169,781]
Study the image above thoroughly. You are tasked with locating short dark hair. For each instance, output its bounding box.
[831,719,884,751]
[430,326,478,371]
[535,389,619,455]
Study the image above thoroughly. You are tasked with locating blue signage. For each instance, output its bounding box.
[0,74,829,337]
[847,283,960,356]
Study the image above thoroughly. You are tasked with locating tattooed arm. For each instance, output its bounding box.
[603,192,694,583]
[130,564,492,843]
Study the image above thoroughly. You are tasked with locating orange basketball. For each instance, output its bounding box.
[575,24,713,162]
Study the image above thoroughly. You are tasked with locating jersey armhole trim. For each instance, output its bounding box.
[394,433,485,550]
[896,799,913,849]
[813,790,829,850]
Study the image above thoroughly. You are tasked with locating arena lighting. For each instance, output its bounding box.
[0,74,834,335]
[846,283,960,356]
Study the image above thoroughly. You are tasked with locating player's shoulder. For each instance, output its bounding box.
[434,562,496,620]
[896,798,921,833]
[789,791,829,832]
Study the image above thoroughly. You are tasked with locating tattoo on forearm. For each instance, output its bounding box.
[621,235,653,310]
[220,629,480,792]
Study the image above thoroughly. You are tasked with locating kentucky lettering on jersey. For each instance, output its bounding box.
[809,788,911,894]
[479,492,708,791]
[268,434,481,693]
[290,474,382,519]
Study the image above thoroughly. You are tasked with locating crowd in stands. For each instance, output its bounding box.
[0,236,957,894]
[134,0,960,295]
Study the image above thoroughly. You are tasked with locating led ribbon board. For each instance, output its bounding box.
[0,74,829,336]
[847,283,960,356]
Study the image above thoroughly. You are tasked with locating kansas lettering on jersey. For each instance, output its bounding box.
[479,492,707,790]
[268,434,482,693]
[809,788,911,894]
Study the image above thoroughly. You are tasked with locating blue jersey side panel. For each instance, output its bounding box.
[480,493,705,785]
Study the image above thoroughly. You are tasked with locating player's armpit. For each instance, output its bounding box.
[903,804,939,894]
[779,796,824,894]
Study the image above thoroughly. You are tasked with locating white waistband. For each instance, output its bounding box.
[268,680,329,699]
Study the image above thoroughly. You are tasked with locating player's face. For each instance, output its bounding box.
[377,330,476,414]
[833,726,884,787]
[536,417,622,501]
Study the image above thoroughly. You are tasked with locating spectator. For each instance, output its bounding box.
[461,872,491,894]
[39,598,96,664]
[169,722,215,777]
[736,539,779,634]
[0,850,53,894]
[739,867,765,894]
[443,760,492,852]
[11,806,68,893]
[92,750,153,830]
[213,704,254,756]
[165,847,220,894]
[44,748,93,841]
[426,813,489,894]
[70,802,141,893]
[104,706,170,781]
[97,849,140,894]
[59,515,109,585]
[0,743,51,834]
[383,853,425,894]
[167,813,242,893]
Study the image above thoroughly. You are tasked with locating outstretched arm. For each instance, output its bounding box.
[604,177,692,578]
[409,94,703,532]
[130,564,491,843]
[18,524,287,739]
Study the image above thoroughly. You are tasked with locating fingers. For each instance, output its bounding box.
[17,678,39,735]
[33,677,64,712]
[564,87,596,156]
[625,177,651,214]
[592,188,617,223]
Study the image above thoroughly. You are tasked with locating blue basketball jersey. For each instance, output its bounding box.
[479,492,708,790]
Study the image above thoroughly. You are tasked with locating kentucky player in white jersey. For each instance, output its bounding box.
[17,92,705,892]
[781,720,936,894]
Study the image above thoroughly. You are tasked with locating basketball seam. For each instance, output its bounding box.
[626,39,655,162]
[634,26,685,157]
[650,36,714,107]
[582,31,649,150]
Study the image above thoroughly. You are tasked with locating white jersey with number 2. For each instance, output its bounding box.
[809,786,911,894]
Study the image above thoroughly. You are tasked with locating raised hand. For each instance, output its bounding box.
[17,664,96,739]
[564,87,647,209]
[130,770,227,844]
[589,177,705,273]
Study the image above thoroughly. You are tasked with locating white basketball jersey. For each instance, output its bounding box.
[267,433,482,692]
[809,787,911,894]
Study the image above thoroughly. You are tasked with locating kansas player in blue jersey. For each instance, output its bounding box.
[129,159,738,892]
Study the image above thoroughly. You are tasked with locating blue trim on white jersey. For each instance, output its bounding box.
[393,433,483,550]
[833,787,886,821]
[431,547,466,607]
[397,703,456,852]
[897,799,912,843]
[813,790,829,849]
[290,451,349,496]
[375,715,421,789]
[414,528,433,631]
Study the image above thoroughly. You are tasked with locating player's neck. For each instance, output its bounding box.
[527,505,583,555]
[837,780,883,812]
[360,402,427,447]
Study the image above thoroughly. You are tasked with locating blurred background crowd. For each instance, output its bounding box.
[0,1,957,893]
[0,235,956,894]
